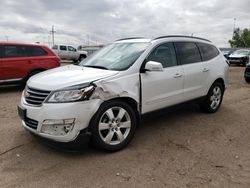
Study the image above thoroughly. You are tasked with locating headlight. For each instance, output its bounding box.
[46,84,95,103]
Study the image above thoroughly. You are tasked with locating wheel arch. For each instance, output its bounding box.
[207,77,225,95]
[79,54,87,58]
[105,97,141,126]
[25,68,46,81]
[89,97,141,130]
[213,78,225,90]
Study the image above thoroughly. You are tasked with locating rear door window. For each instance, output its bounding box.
[27,46,47,56]
[197,43,219,61]
[60,45,67,51]
[175,42,202,65]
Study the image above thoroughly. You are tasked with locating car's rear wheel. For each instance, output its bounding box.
[200,82,224,113]
[90,100,137,151]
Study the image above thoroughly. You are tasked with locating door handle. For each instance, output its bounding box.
[174,73,182,78]
[202,68,209,72]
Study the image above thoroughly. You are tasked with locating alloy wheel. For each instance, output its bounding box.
[210,86,222,110]
[98,107,131,145]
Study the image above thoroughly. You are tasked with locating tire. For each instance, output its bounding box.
[78,55,86,62]
[23,70,43,85]
[200,82,224,113]
[90,100,137,151]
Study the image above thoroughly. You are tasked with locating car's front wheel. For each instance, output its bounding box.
[200,82,224,113]
[90,100,137,151]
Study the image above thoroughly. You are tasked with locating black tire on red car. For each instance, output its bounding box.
[24,70,43,84]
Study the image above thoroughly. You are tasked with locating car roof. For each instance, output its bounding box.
[115,35,212,44]
[115,38,151,43]
[0,41,46,47]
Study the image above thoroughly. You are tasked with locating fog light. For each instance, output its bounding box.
[41,118,75,136]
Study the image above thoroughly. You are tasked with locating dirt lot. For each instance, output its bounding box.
[0,66,250,188]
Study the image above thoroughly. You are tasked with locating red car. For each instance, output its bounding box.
[0,42,61,85]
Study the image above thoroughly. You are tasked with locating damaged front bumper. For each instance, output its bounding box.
[18,97,102,143]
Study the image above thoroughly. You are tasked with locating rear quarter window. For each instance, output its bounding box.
[197,43,219,61]
[27,46,47,56]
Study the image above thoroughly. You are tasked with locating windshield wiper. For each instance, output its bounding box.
[83,65,108,70]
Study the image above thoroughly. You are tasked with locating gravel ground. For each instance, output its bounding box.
[0,66,250,188]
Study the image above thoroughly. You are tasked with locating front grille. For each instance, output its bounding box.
[229,57,241,61]
[24,117,38,129]
[25,87,51,106]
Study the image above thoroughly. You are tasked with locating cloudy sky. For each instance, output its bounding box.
[0,0,250,47]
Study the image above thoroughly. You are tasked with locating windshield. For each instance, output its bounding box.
[233,50,250,55]
[79,42,150,71]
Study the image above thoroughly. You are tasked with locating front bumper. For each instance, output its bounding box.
[229,59,244,64]
[19,96,102,142]
[229,57,248,65]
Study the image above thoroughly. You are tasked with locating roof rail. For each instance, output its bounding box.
[116,37,145,41]
[153,35,211,42]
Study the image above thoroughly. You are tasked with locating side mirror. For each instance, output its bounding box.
[143,61,163,72]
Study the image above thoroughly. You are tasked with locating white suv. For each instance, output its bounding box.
[18,36,229,151]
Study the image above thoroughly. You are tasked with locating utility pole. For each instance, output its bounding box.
[50,26,56,46]
[5,36,9,41]
[87,35,90,45]
[233,18,236,37]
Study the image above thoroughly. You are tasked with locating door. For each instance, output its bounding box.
[174,42,206,101]
[58,45,68,59]
[141,42,184,114]
[0,45,3,80]
[68,46,78,60]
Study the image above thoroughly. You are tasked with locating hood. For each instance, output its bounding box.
[27,65,119,90]
[229,54,248,58]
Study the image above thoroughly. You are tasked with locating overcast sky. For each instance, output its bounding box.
[0,0,250,47]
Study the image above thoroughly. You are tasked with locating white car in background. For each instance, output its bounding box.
[52,44,87,63]
[18,36,229,151]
